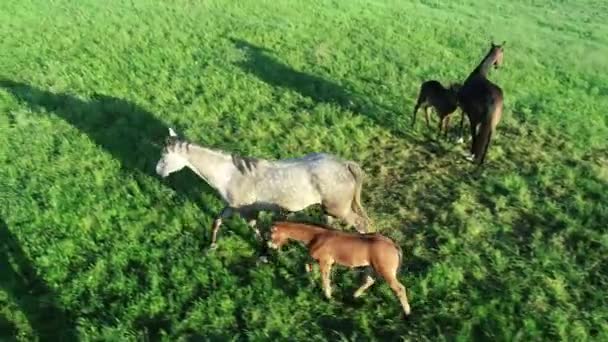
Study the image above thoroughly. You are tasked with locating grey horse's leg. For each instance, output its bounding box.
[324,201,367,233]
[210,207,234,249]
[236,206,261,241]
[248,219,262,240]
[345,210,367,233]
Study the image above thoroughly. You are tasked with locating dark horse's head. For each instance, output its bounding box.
[489,41,506,69]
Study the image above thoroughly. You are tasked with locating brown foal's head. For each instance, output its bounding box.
[268,225,289,250]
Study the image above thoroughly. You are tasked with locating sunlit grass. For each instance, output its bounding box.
[0,0,607,340]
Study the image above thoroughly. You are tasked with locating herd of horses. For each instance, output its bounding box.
[155,42,506,318]
[413,42,505,164]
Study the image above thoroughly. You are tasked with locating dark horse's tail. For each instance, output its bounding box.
[473,96,502,165]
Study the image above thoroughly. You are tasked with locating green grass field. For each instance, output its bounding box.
[1,0,607,340]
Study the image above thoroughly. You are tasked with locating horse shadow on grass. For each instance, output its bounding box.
[230,38,414,139]
[0,79,243,244]
[0,218,77,340]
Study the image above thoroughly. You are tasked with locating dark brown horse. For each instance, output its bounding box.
[457,42,505,164]
[412,80,462,138]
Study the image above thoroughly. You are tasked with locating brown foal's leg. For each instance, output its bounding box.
[354,274,376,298]
[386,275,411,316]
[319,259,334,299]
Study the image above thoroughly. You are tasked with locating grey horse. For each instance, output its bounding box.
[155,128,369,248]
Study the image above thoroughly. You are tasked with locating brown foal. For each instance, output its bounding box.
[268,221,411,316]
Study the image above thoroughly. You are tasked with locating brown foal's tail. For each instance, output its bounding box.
[396,242,404,274]
[345,161,370,230]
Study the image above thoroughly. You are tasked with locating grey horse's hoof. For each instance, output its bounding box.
[258,255,269,264]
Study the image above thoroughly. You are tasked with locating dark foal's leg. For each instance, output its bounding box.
[443,115,451,139]
[210,207,234,249]
[412,102,420,128]
[424,106,432,129]
[438,114,451,139]
[437,115,444,138]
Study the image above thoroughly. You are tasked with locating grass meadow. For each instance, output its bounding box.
[1,0,607,340]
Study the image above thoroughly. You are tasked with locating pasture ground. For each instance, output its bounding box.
[1,0,607,340]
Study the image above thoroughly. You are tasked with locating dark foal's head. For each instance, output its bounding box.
[448,82,462,94]
[489,41,506,69]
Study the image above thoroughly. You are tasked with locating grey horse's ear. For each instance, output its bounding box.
[168,127,178,137]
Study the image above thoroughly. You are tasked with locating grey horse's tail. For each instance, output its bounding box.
[345,161,370,231]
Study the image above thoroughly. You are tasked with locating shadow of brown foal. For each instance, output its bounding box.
[458,42,505,165]
[412,80,462,139]
[268,221,411,317]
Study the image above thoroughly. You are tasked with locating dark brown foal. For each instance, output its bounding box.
[412,80,462,138]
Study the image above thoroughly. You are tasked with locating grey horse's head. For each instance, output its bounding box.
[155,128,189,178]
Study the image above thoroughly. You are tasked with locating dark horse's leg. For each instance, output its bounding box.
[477,125,494,165]
[458,110,467,143]
[468,120,478,160]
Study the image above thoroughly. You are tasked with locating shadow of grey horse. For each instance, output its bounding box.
[0,218,77,340]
